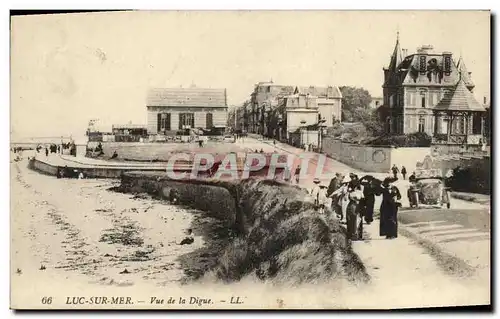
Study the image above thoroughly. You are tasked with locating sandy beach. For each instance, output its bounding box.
[10,155,489,309]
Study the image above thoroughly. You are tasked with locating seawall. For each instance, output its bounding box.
[118,172,370,285]
[28,157,173,179]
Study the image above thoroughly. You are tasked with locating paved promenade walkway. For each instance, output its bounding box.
[242,136,490,306]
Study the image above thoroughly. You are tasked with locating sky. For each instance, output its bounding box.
[10,10,490,139]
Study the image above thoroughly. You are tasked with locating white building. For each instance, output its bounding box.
[146,87,228,135]
[285,93,320,134]
[294,86,343,126]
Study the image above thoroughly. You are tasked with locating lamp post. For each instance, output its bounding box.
[317,117,326,152]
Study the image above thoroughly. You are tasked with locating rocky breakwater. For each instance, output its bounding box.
[117,172,369,285]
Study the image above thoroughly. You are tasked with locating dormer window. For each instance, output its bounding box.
[444,56,452,73]
[419,56,427,73]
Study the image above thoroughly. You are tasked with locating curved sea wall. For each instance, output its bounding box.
[118,172,370,285]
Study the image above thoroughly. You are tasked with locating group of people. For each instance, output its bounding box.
[391,164,408,180]
[310,173,402,241]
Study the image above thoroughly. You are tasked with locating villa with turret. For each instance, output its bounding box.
[383,33,487,146]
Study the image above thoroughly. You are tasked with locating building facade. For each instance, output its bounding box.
[383,34,484,140]
[249,81,295,134]
[293,86,342,126]
[284,93,319,134]
[146,87,228,135]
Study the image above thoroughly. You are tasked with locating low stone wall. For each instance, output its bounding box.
[29,158,173,179]
[30,158,59,176]
[121,172,238,223]
[321,137,392,172]
[321,137,431,173]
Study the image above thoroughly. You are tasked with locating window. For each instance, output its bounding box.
[179,113,195,129]
[418,116,426,133]
[206,113,213,129]
[157,113,171,132]
[444,56,452,73]
[419,56,427,72]
[420,91,426,108]
[266,86,271,93]
[471,114,480,135]
[406,92,412,106]
[429,92,434,106]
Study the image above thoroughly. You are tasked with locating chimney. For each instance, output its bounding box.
[417,45,434,54]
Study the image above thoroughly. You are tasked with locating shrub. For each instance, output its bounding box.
[448,165,490,195]
[367,132,431,147]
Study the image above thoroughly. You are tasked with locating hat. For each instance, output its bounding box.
[342,175,351,184]
[383,176,397,185]
[313,178,321,184]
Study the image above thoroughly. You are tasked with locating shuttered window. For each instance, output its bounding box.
[157,113,171,132]
[179,113,195,129]
[206,113,213,128]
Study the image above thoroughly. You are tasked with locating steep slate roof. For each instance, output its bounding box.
[434,76,485,112]
[388,33,403,71]
[294,86,342,98]
[399,53,462,87]
[456,56,475,88]
[147,88,227,107]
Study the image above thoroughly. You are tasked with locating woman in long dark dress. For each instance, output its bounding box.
[379,177,402,239]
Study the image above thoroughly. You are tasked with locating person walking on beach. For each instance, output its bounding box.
[45,147,49,157]
[401,166,407,180]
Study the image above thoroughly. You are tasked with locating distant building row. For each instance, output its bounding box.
[235,82,343,140]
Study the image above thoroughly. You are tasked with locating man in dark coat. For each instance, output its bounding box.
[391,165,399,179]
[401,166,407,180]
[409,172,417,184]
[359,175,379,224]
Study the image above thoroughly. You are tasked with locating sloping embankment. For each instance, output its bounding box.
[118,172,369,285]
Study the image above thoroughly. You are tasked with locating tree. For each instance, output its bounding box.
[339,86,372,122]
[227,108,236,129]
